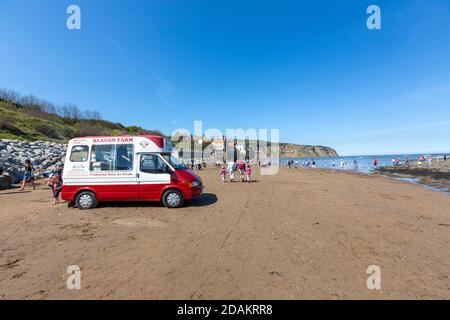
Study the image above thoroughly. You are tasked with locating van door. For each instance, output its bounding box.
[138,154,171,200]
[88,143,139,201]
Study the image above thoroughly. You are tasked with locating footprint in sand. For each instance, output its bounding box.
[112,218,168,228]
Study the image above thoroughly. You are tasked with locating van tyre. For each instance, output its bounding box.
[76,191,97,210]
[162,189,184,208]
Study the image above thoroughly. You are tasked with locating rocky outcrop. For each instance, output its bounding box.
[0,175,11,190]
[0,139,67,185]
[279,144,338,158]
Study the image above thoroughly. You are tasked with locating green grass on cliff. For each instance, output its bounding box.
[0,99,163,142]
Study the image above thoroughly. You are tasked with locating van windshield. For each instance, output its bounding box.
[162,153,185,170]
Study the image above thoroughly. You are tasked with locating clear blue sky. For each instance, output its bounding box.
[1,0,449,155]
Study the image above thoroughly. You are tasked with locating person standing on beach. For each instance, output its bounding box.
[220,166,227,183]
[373,159,378,167]
[48,171,62,204]
[238,160,246,182]
[227,161,235,182]
[444,155,447,162]
[20,159,35,191]
[245,164,252,182]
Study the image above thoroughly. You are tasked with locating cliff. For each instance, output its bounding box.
[279,143,338,158]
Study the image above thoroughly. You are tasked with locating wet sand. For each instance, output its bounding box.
[376,159,450,193]
[0,168,449,299]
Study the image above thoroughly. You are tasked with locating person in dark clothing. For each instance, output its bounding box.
[20,159,35,191]
[48,171,62,205]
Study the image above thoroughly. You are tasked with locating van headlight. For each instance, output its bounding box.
[191,181,199,188]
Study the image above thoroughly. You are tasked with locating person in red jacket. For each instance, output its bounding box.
[238,160,246,182]
[373,159,378,167]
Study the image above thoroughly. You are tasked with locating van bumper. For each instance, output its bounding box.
[183,185,203,199]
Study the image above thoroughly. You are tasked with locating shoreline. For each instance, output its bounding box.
[283,163,450,195]
[375,160,450,194]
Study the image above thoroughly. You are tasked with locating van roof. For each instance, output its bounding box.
[72,135,166,148]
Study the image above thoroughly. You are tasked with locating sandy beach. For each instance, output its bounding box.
[0,167,449,299]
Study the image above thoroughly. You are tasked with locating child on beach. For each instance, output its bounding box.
[227,161,236,182]
[20,159,35,191]
[245,165,252,182]
[238,161,246,182]
[220,166,227,183]
[48,171,62,205]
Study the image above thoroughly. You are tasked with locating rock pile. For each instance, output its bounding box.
[0,139,67,189]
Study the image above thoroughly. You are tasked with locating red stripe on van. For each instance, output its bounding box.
[145,136,165,148]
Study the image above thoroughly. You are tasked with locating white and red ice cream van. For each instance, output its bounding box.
[62,135,203,209]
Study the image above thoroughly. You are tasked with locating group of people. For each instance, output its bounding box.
[220,160,252,183]
[287,159,316,168]
[282,155,450,172]
[184,160,208,170]
[417,155,435,167]
[18,159,64,205]
[391,157,401,166]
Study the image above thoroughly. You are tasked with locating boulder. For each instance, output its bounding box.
[4,171,21,184]
[0,175,11,190]
[33,149,43,155]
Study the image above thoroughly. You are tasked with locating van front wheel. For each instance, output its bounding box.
[76,191,97,210]
[162,189,184,208]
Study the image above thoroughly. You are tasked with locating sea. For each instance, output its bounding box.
[279,153,448,174]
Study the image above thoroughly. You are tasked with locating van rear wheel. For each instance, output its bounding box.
[76,191,97,210]
[162,189,184,208]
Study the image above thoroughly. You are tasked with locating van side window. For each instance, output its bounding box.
[91,145,114,171]
[115,144,134,171]
[70,145,89,162]
[90,144,134,171]
[140,154,168,174]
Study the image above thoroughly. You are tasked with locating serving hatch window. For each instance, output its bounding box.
[70,145,89,162]
[90,144,134,171]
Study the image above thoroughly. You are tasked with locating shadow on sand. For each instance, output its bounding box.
[185,193,218,207]
[226,180,259,184]
[94,193,218,209]
[0,190,32,196]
